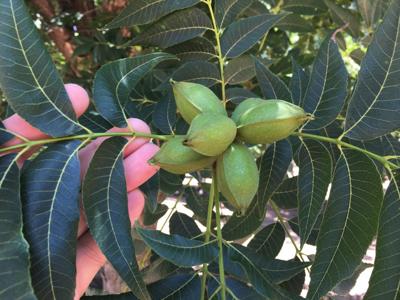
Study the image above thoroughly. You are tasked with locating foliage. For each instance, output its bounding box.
[0,0,400,299]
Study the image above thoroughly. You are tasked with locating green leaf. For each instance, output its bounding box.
[289,59,309,107]
[344,0,400,140]
[166,37,216,61]
[93,53,175,127]
[0,0,82,137]
[208,277,264,300]
[149,273,201,299]
[271,177,298,209]
[136,226,218,267]
[0,154,36,300]
[279,257,306,296]
[248,222,285,258]
[0,121,13,144]
[302,35,348,130]
[357,0,390,28]
[225,55,256,85]
[222,140,293,240]
[78,108,113,133]
[21,141,82,299]
[186,187,215,225]
[169,212,202,239]
[131,8,211,48]
[221,13,288,58]
[228,245,303,299]
[276,14,313,32]
[307,149,383,299]
[153,92,177,134]
[215,0,255,28]
[365,173,400,299]
[226,87,257,104]
[282,0,327,15]
[297,139,332,247]
[105,0,200,29]
[254,57,292,102]
[82,137,149,300]
[171,60,220,87]
[324,0,362,37]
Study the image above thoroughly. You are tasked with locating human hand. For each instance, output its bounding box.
[2,84,160,299]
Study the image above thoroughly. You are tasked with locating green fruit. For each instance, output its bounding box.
[236,99,310,144]
[149,136,216,174]
[216,144,259,214]
[184,113,237,156]
[172,81,227,123]
[231,98,266,123]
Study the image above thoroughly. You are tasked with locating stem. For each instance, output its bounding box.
[204,0,227,104]
[0,131,170,153]
[293,131,399,170]
[200,174,216,300]
[213,172,227,300]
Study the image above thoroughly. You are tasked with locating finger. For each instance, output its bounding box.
[124,143,160,192]
[78,118,151,180]
[77,141,158,237]
[3,84,90,147]
[74,189,145,299]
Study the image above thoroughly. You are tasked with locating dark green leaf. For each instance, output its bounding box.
[255,57,292,101]
[225,55,256,85]
[78,108,113,133]
[290,59,309,106]
[0,0,82,137]
[22,141,82,299]
[105,0,200,29]
[0,121,13,144]
[248,222,285,258]
[149,273,201,299]
[169,212,202,239]
[166,37,216,61]
[271,177,298,209]
[159,170,184,194]
[153,92,177,134]
[143,203,168,226]
[141,173,160,213]
[131,8,211,48]
[82,137,149,300]
[208,277,264,300]
[221,13,288,58]
[228,245,303,299]
[365,173,400,299]
[297,139,332,247]
[0,154,36,299]
[171,60,220,87]
[136,226,218,267]
[215,0,255,28]
[349,48,365,65]
[93,53,175,127]
[282,0,327,15]
[302,36,348,130]
[357,0,390,28]
[308,149,383,299]
[222,140,293,240]
[277,14,313,32]
[324,0,362,37]
[344,0,400,140]
[279,257,306,296]
[226,87,257,104]
[185,187,215,224]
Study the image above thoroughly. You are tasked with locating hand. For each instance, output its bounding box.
[2,84,160,299]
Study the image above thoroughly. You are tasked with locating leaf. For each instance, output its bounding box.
[78,107,113,133]
[248,222,285,258]
[307,149,383,299]
[282,0,327,15]
[186,187,215,224]
[254,57,292,101]
[215,0,255,28]
[276,14,313,32]
[141,173,160,213]
[228,245,303,299]
[324,0,362,37]
[289,59,309,107]
[0,154,36,300]
[153,92,177,134]
[302,35,348,130]
[172,60,220,87]
[149,273,201,299]
[93,53,175,127]
[169,212,202,239]
[82,137,149,300]
[105,0,200,29]
[208,277,264,300]
[226,87,257,104]
[0,0,82,137]
[21,141,82,299]
[357,0,391,28]
[131,8,211,48]
[365,173,400,299]
[279,257,306,296]
[166,37,216,61]
[225,55,256,85]
[221,13,288,58]
[297,139,332,247]
[222,140,293,240]
[344,0,400,140]
[271,177,298,209]
[136,226,218,267]
[0,121,13,144]
[142,203,168,226]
